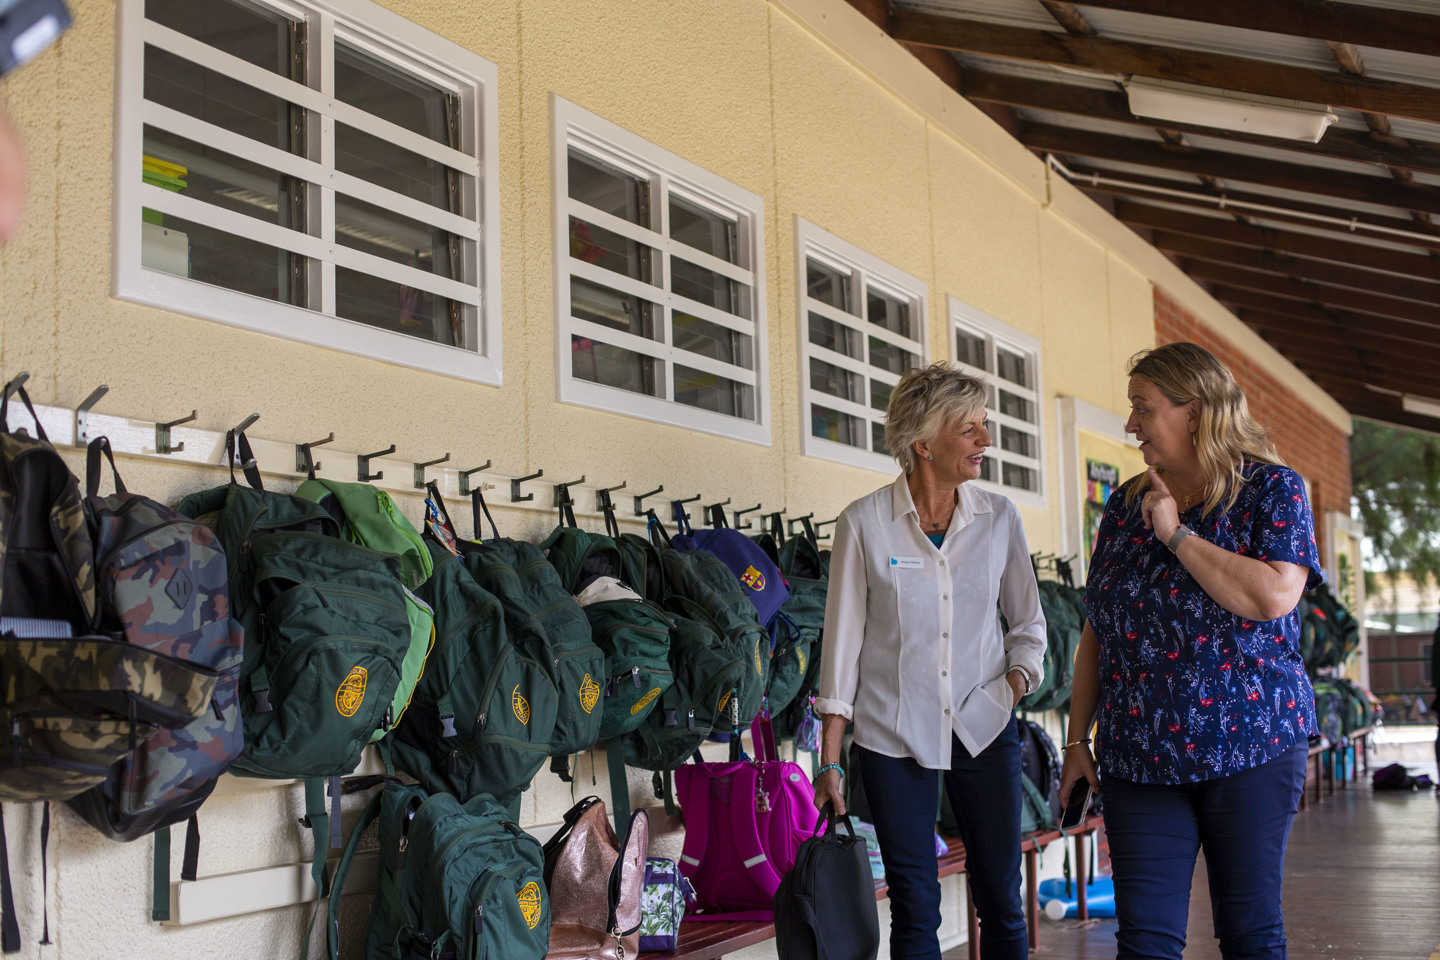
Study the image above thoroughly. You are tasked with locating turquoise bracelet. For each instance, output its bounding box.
[817,763,845,778]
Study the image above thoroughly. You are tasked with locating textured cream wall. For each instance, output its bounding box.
[0,0,1329,957]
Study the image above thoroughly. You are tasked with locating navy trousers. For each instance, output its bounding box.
[1101,744,1308,960]
[857,715,1027,960]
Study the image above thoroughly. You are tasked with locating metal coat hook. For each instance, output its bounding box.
[633,484,664,516]
[295,432,335,473]
[673,493,702,505]
[732,503,762,530]
[814,518,838,540]
[706,498,731,529]
[786,512,815,535]
[511,468,544,503]
[227,414,260,469]
[2,371,30,400]
[156,410,197,456]
[459,461,492,496]
[413,451,451,489]
[603,480,628,493]
[554,476,585,511]
[74,385,110,445]
[706,498,731,513]
[357,443,396,483]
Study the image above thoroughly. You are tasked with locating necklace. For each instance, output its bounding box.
[1180,484,1205,508]
[918,513,948,529]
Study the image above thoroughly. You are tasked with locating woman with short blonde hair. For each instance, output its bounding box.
[1062,341,1321,960]
[814,362,1046,960]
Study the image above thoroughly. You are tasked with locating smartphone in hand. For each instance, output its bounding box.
[0,0,71,76]
[1059,782,1093,831]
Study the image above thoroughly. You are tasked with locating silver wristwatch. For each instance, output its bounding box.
[1166,524,1194,553]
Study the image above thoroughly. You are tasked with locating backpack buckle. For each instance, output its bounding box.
[439,714,457,739]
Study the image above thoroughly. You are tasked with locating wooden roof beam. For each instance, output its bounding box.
[1023,123,1440,217]
[1115,201,1440,280]
[1067,163,1440,246]
[1212,287,1440,350]
[889,10,1440,125]
[1148,232,1440,305]
[1062,1,1440,59]
[1181,260,1440,329]
[960,72,1440,177]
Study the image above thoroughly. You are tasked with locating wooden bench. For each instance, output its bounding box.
[1300,737,1332,810]
[644,816,1104,960]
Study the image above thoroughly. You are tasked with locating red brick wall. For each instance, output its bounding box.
[1153,288,1351,560]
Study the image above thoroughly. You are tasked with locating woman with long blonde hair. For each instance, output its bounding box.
[1060,341,1321,960]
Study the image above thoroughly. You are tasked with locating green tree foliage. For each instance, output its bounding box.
[1351,420,1440,598]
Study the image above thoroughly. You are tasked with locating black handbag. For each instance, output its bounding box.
[774,801,880,960]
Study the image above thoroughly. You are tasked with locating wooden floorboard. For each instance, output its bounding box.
[947,741,1440,959]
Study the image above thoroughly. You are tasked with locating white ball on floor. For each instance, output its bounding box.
[1043,899,1068,922]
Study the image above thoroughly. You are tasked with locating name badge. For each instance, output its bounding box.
[890,556,924,569]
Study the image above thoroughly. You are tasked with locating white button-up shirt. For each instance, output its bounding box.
[814,473,1047,767]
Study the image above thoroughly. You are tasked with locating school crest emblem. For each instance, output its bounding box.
[335,666,367,717]
[512,686,530,725]
[579,673,602,714]
[517,881,542,929]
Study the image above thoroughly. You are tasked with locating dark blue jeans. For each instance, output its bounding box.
[858,715,1026,960]
[1101,744,1308,960]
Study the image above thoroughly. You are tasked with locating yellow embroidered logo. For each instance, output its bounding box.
[740,564,766,591]
[755,637,767,676]
[798,649,807,675]
[717,691,731,714]
[631,687,662,716]
[517,881,542,929]
[335,666,367,718]
[579,673,601,714]
[512,686,530,725]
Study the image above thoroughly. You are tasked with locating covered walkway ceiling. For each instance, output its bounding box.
[863,0,1440,433]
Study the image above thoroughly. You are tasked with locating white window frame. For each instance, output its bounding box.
[551,96,769,445]
[797,217,928,475]
[950,296,1046,509]
[113,0,504,384]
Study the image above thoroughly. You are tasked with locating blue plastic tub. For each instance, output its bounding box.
[1038,875,1116,919]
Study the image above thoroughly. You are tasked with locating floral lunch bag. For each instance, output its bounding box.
[638,858,696,952]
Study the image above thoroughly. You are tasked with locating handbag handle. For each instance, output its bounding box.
[813,800,857,840]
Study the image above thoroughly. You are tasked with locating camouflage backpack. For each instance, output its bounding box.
[0,393,218,804]
[0,393,219,953]
[66,438,245,843]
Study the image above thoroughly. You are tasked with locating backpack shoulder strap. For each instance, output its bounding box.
[321,789,384,960]
[675,764,711,874]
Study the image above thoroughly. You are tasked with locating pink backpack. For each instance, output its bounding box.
[675,714,815,918]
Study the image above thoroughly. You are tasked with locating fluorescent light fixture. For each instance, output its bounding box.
[1124,77,1338,143]
[1402,394,1440,420]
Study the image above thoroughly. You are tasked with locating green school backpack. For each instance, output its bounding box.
[174,435,413,778]
[542,526,673,740]
[657,545,770,727]
[621,610,748,772]
[768,575,825,726]
[462,538,605,764]
[1020,581,1084,713]
[387,541,559,805]
[296,478,436,743]
[327,783,550,960]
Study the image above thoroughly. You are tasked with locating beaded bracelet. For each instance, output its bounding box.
[816,763,845,778]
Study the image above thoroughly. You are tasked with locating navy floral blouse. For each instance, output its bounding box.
[1084,464,1322,784]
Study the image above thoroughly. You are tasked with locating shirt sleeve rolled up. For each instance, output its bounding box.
[814,508,864,720]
